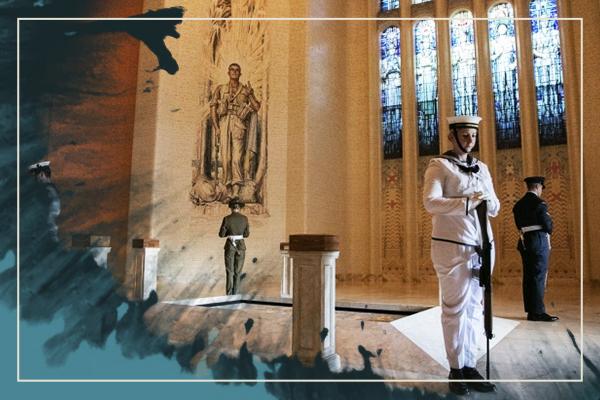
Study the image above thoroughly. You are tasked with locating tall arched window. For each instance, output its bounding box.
[380,0,399,12]
[414,20,439,155]
[488,3,521,149]
[530,0,567,145]
[380,26,402,159]
[450,10,478,116]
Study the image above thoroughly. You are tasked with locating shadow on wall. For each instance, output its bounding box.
[8,2,185,284]
[0,0,200,373]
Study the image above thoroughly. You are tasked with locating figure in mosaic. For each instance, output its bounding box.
[210,63,261,199]
[450,13,478,116]
[191,0,267,210]
[191,62,264,207]
[488,3,521,148]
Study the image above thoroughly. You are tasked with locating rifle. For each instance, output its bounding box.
[475,201,494,380]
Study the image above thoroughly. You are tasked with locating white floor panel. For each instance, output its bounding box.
[391,306,520,371]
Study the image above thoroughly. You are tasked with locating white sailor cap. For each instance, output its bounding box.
[28,160,50,171]
[447,115,482,129]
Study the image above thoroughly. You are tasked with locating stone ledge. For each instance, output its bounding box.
[71,234,111,248]
[289,234,339,252]
[132,238,160,248]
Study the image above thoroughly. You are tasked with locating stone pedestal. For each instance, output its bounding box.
[131,238,160,301]
[280,242,293,298]
[289,234,340,370]
[71,234,111,269]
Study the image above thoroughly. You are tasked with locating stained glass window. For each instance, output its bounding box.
[414,20,439,156]
[380,26,402,159]
[380,0,399,12]
[450,11,478,116]
[530,0,566,145]
[488,3,521,149]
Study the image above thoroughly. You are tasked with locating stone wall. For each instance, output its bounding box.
[39,0,599,294]
[44,1,144,282]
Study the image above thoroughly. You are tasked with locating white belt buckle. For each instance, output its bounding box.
[228,235,243,248]
[520,225,543,234]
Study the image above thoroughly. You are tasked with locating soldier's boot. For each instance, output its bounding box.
[462,367,497,392]
[448,368,470,396]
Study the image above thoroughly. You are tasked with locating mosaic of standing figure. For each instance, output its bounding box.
[191,0,268,213]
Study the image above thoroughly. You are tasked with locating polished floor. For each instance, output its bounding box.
[146,279,600,399]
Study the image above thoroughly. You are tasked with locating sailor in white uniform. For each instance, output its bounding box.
[423,115,499,395]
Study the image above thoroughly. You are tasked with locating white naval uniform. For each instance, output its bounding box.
[423,155,500,369]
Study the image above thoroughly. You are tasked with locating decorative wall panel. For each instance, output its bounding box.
[541,145,576,279]
[382,159,404,281]
[495,148,524,280]
[417,156,435,280]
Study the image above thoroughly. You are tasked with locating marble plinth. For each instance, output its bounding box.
[130,238,160,300]
[280,242,293,298]
[290,234,340,371]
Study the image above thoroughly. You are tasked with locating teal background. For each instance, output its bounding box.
[0,252,275,399]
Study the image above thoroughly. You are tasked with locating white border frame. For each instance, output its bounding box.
[16,16,584,383]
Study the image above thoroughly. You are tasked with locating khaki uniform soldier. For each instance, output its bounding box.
[219,198,250,295]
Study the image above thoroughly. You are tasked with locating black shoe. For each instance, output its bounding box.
[448,368,470,396]
[462,367,497,393]
[527,312,559,322]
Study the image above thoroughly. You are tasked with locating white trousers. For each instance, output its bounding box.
[432,240,495,370]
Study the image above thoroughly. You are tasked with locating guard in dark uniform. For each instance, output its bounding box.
[219,198,250,295]
[28,161,60,242]
[512,176,558,322]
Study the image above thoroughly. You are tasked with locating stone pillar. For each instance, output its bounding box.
[514,0,541,176]
[71,234,111,269]
[473,0,497,180]
[400,1,418,283]
[435,0,452,154]
[558,0,582,275]
[280,242,293,299]
[130,238,160,301]
[290,234,340,370]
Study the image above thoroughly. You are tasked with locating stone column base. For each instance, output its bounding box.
[280,242,293,298]
[129,238,160,301]
[290,234,340,369]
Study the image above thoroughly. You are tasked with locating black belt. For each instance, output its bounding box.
[431,237,494,255]
[522,230,545,235]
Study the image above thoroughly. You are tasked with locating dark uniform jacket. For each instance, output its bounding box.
[512,192,553,251]
[219,212,250,250]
